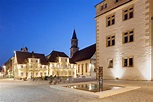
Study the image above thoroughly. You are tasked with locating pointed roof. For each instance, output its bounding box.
[47,50,76,64]
[71,44,96,62]
[72,29,77,39]
[47,50,68,62]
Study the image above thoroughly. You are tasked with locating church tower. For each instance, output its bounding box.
[70,29,79,58]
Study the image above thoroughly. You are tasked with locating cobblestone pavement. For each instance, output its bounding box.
[0,79,153,102]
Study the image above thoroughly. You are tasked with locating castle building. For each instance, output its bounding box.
[95,0,153,80]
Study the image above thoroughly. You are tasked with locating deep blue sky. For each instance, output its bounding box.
[0,0,102,66]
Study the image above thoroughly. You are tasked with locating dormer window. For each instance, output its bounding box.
[115,0,120,3]
[100,3,107,11]
[105,3,107,8]
[101,5,104,10]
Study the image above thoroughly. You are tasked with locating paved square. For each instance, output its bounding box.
[0,79,153,102]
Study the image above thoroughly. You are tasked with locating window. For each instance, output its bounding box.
[123,30,134,43]
[82,64,84,75]
[101,5,104,10]
[108,59,113,68]
[105,3,107,8]
[106,35,115,47]
[123,6,134,21]
[26,72,28,76]
[100,3,107,11]
[94,63,96,72]
[123,57,134,67]
[69,71,71,75]
[78,65,80,73]
[107,14,115,26]
[85,63,88,73]
[115,0,120,3]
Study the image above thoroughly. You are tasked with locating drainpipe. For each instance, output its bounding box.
[151,17,153,81]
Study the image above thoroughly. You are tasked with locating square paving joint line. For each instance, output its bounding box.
[49,82,140,99]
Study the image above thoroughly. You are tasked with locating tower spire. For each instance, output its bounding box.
[72,29,77,39]
[70,29,79,58]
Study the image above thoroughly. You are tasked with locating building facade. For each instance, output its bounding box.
[95,0,153,80]
[47,50,76,77]
[71,44,96,78]
[13,50,48,79]
[70,29,96,78]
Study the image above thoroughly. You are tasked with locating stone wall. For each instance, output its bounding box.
[95,0,152,80]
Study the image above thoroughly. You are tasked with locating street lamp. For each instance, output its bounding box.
[98,67,103,92]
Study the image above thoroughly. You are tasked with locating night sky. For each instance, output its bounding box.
[0,0,102,66]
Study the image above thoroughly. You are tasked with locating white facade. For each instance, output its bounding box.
[48,57,76,77]
[76,53,96,78]
[95,0,153,80]
[13,52,48,79]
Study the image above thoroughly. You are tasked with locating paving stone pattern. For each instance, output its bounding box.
[0,79,153,102]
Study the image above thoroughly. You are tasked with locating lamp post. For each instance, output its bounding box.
[98,67,103,92]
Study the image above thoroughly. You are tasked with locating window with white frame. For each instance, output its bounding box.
[123,57,134,67]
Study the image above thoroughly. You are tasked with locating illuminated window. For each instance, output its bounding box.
[106,35,115,47]
[107,14,115,27]
[40,72,42,76]
[123,57,134,67]
[69,71,71,75]
[123,6,134,21]
[123,30,134,43]
[108,59,113,68]
[26,72,28,76]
